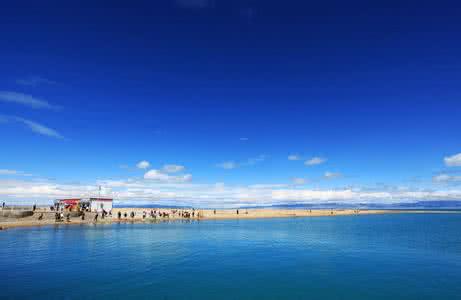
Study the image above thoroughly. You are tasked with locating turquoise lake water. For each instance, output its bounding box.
[1,214,461,299]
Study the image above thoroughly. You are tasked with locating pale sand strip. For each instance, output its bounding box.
[1,208,460,230]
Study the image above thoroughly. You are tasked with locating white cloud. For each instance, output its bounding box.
[136,160,150,169]
[163,164,185,173]
[11,117,63,139]
[2,177,461,208]
[239,137,249,141]
[144,169,192,183]
[0,91,60,110]
[433,174,461,183]
[16,76,56,87]
[247,184,288,189]
[216,161,238,170]
[271,188,461,203]
[305,157,327,166]
[144,170,169,181]
[324,171,341,179]
[288,154,301,161]
[444,153,461,167]
[182,174,193,182]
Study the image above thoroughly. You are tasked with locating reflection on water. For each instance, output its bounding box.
[1,214,461,299]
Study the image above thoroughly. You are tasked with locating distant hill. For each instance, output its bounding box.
[241,201,461,210]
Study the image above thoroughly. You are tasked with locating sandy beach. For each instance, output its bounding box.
[1,208,459,230]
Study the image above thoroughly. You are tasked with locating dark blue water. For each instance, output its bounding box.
[1,214,461,299]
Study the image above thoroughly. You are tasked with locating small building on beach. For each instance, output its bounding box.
[55,198,81,211]
[87,198,113,213]
[55,198,113,213]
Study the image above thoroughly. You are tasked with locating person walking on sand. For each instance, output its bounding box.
[236,209,239,215]
[94,213,98,222]
[81,211,85,221]
[118,211,122,220]
[2,202,4,209]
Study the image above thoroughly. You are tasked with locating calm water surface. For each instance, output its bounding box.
[1,214,461,299]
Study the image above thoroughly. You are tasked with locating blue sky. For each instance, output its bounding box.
[1,0,461,206]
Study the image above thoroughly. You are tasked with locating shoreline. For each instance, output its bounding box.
[1,208,460,230]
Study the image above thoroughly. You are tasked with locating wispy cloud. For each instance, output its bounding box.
[144,169,192,183]
[288,154,301,161]
[0,91,60,110]
[305,157,327,166]
[445,153,461,167]
[217,155,267,170]
[239,137,249,141]
[216,161,238,170]
[292,177,307,185]
[433,174,461,183]
[163,164,185,173]
[0,169,17,175]
[16,76,56,87]
[243,154,267,166]
[136,160,151,169]
[14,117,64,139]
[324,171,341,179]
[0,169,33,176]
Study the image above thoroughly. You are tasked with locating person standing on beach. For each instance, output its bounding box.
[118,211,122,220]
[2,202,4,209]
[236,209,239,215]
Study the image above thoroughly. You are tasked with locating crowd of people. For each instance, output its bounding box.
[115,208,203,221]
[54,212,71,222]
[47,207,205,224]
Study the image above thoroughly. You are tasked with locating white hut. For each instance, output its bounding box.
[88,198,113,213]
